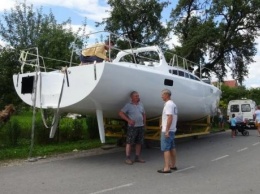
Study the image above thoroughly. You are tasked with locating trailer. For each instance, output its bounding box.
[105,115,212,145]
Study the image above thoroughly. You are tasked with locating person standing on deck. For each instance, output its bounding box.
[80,40,114,64]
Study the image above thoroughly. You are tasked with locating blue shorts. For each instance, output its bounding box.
[80,55,103,63]
[160,131,175,151]
[230,126,236,131]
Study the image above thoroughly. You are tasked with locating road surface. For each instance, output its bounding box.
[1,130,260,194]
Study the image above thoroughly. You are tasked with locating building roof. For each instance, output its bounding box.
[223,80,238,87]
[212,79,238,88]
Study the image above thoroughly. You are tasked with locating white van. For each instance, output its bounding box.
[227,99,256,128]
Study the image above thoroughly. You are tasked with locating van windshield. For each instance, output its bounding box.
[231,105,239,112]
[241,104,251,112]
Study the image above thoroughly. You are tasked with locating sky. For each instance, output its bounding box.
[0,0,259,88]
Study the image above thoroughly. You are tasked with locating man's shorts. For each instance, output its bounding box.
[230,125,236,131]
[126,126,145,144]
[256,120,259,127]
[80,55,103,63]
[161,131,175,151]
[218,117,224,123]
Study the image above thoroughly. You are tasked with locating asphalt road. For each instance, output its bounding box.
[1,129,260,194]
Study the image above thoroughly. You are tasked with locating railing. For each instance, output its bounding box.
[69,31,136,66]
[18,47,78,73]
[168,53,202,77]
[18,30,212,84]
[19,47,43,73]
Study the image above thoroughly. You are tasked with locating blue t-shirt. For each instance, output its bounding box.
[230,117,236,126]
[121,102,145,127]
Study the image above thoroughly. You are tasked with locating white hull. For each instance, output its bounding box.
[13,61,220,121]
[13,44,221,142]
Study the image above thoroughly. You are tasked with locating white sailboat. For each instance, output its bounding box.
[13,32,221,143]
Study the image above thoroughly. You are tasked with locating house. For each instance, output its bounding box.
[222,80,238,88]
[212,79,238,88]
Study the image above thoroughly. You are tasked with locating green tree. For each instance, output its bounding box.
[0,2,84,67]
[97,0,170,48]
[247,88,260,105]
[0,1,85,107]
[220,85,248,107]
[0,48,20,108]
[169,0,260,85]
[219,85,260,112]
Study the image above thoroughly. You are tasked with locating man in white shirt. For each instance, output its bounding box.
[254,105,260,136]
[158,89,178,173]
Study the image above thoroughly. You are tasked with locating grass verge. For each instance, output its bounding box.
[0,138,118,162]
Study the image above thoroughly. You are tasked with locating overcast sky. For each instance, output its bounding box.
[0,0,259,88]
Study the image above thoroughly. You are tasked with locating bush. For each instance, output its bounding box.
[0,119,21,147]
[34,117,50,144]
[70,118,88,141]
[50,116,89,142]
[0,123,9,147]
[86,116,99,139]
[0,111,98,148]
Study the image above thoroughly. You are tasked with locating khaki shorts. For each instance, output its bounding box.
[256,121,259,127]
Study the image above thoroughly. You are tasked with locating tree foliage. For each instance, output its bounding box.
[0,2,84,67]
[97,0,170,48]
[0,48,21,108]
[0,1,85,108]
[169,0,260,85]
[219,85,260,110]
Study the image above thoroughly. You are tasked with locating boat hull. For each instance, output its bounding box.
[13,62,221,121]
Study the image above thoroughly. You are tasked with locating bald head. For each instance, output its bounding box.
[161,89,172,102]
[161,89,171,96]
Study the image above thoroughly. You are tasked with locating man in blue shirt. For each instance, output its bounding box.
[119,91,146,165]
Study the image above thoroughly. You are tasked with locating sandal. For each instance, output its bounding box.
[125,159,133,165]
[170,167,177,171]
[157,169,172,173]
[134,158,146,163]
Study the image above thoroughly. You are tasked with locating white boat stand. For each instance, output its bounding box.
[96,109,105,143]
[49,112,60,138]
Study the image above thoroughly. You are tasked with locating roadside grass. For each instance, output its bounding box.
[0,138,118,162]
[0,111,227,163]
[0,110,110,162]
[211,122,230,133]
[0,126,226,162]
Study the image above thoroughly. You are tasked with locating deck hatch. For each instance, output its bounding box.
[164,79,173,86]
[21,76,34,94]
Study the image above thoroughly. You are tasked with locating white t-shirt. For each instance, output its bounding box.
[254,110,260,122]
[161,100,178,132]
